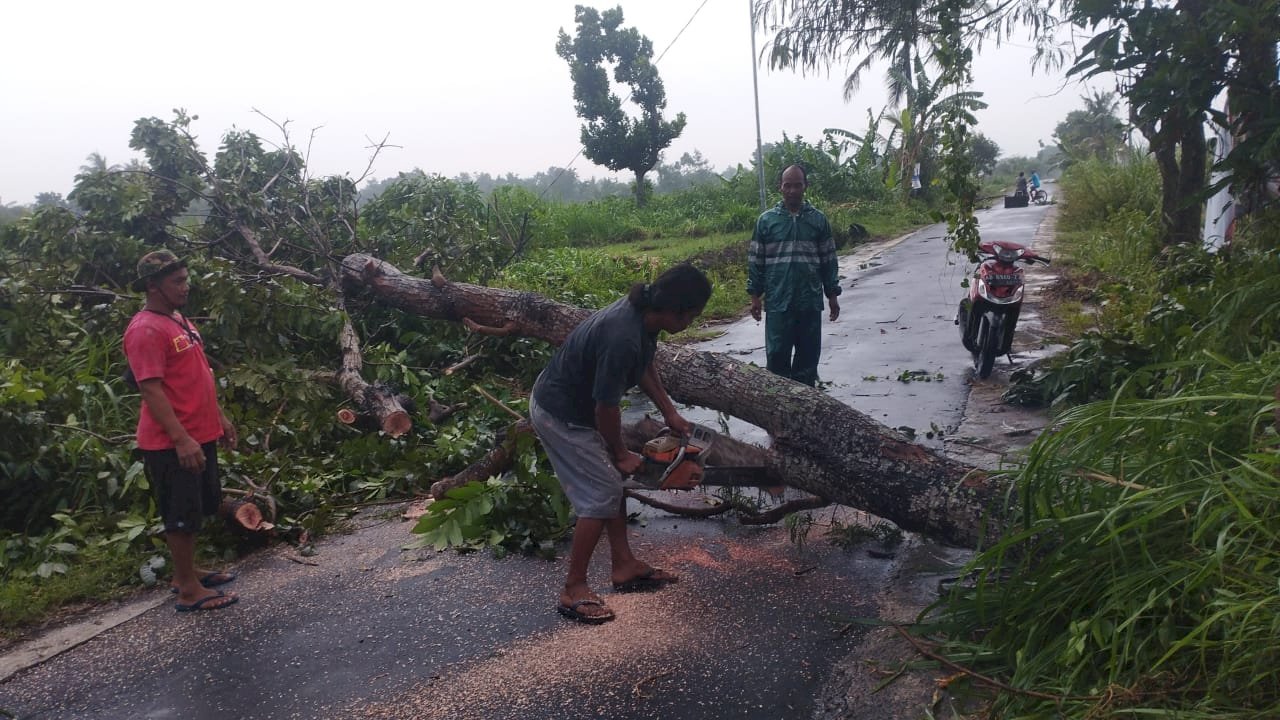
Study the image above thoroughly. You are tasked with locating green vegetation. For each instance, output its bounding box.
[928,153,1280,716]
[0,112,936,632]
[933,352,1280,717]
[407,432,570,559]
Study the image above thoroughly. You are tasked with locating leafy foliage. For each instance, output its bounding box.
[936,156,1280,717]
[1067,0,1280,245]
[1005,159,1280,408]
[1053,90,1128,165]
[755,0,1057,105]
[933,351,1280,717]
[407,433,570,558]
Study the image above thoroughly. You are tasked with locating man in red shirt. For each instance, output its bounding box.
[124,250,240,612]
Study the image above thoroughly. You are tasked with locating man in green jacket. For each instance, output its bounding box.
[748,165,842,387]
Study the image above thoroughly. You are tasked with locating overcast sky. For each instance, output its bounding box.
[1,0,1098,205]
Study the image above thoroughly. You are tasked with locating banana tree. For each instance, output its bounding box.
[883,57,987,199]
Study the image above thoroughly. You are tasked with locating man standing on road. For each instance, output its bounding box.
[748,165,842,387]
[124,250,240,613]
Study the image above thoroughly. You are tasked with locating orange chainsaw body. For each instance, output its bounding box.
[640,433,708,490]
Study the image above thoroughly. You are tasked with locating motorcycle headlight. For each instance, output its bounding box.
[976,277,991,301]
[978,279,1023,304]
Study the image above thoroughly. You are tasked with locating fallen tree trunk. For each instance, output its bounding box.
[341,253,1005,548]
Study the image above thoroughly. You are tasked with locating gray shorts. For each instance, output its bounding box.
[529,395,623,519]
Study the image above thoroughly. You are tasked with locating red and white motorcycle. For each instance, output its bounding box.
[955,239,1050,378]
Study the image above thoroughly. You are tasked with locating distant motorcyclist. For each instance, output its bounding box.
[1014,172,1028,196]
[1030,170,1041,190]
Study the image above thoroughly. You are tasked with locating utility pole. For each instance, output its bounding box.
[748,0,767,212]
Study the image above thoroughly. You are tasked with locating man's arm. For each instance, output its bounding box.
[638,362,689,436]
[747,216,767,321]
[817,216,842,320]
[138,379,205,471]
[217,404,237,450]
[594,403,643,475]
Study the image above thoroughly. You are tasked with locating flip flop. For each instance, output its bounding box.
[612,567,678,593]
[170,571,237,593]
[175,591,239,613]
[556,598,615,625]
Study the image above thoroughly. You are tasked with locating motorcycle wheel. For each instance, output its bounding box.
[958,300,975,352]
[975,316,998,379]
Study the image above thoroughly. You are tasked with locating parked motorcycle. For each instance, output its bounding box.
[956,239,1050,378]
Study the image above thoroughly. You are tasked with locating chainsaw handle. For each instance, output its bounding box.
[660,440,691,484]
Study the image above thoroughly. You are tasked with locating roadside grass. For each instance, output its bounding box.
[931,350,1280,718]
[0,544,149,635]
[1043,298,1094,339]
[599,231,748,322]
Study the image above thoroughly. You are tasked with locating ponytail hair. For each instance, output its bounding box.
[628,263,712,313]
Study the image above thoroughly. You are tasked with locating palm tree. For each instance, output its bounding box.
[755,0,1057,106]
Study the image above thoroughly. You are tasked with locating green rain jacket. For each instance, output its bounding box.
[746,202,842,312]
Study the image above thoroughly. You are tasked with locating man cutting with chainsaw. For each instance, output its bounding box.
[529,263,712,625]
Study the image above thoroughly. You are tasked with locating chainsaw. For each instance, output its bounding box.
[627,424,774,491]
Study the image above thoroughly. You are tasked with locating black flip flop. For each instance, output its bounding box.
[174,591,239,613]
[170,571,237,593]
[612,568,678,593]
[557,598,615,625]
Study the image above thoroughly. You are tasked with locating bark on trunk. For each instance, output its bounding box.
[341,254,1003,547]
[336,305,412,437]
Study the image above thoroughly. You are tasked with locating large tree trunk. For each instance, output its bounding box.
[340,254,1004,548]
[1138,108,1206,249]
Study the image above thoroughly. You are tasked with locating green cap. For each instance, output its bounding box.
[133,250,186,291]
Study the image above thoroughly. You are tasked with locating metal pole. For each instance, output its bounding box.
[748,0,767,211]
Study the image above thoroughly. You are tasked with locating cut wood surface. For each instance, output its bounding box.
[341,253,1006,547]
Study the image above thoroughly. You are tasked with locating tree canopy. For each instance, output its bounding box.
[555,4,687,207]
[1053,90,1126,164]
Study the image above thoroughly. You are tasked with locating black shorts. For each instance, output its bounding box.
[143,442,221,534]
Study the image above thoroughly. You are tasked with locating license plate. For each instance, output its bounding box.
[987,274,1020,285]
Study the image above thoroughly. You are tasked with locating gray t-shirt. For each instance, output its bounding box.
[532,297,657,426]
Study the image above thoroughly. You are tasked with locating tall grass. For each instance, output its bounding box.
[1057,155,1162,236]
[932,350,1280,718]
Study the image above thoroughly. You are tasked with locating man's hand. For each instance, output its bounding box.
[750,295,763,322]
[175,435,205,472]
[613,450,644,476]
[828,295,841,322]
[219,414,238,450]
[664,411,692,438]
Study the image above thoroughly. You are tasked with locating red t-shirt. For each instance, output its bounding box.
[123,310,223,451]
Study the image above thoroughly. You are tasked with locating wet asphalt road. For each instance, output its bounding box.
[690,199,1048,449]
[0,203,1052,720]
